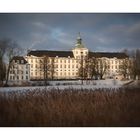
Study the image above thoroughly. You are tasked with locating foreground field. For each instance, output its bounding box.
[0,87,140,126]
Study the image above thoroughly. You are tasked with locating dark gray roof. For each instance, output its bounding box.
[27,50,128,59]
[11,56,28,64]
[27,50,74,57]
[89,52,128,59]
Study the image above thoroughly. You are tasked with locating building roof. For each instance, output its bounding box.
[27,50,128,59]
[27,50,74,58]
[11,56,28,64]
[89,52,128,59]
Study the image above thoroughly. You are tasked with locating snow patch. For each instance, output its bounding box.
[0,79,131,93]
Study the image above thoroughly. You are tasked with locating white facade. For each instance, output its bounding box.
[25,34,129,80]
[26,55,80,80]
[9,56,30,84]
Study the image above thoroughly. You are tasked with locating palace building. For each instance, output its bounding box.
[9,33,129,83]
[8,56,30,84]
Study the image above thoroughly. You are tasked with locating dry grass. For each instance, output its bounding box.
[0,88,140,127]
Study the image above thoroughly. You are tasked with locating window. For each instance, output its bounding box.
[26,76,28,80]
[31,59,33,63]
[17,76,19,80]
[55,59,58,63]
[68,60,70,63]
[55,64,58,68]
[10,76,12,80]
[26,71,28,74]
[64,65,66,68]
[68,65,70,68]
[72,65,74,68]
[22,76,24,80]
[26,65,28,69]
[21,60,24,64]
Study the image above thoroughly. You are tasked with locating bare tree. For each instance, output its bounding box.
[129,58,137,80]
[5,40,22,86]
[129,49,140,80]
[135,49,140,79]
[78,57,84,84]
[0,39,8,85]
[78,55,88,84]
[49,57,55,80]
[41,55,52,86]
[119,58,130,79]
[0,39,22,86]
[0,61,6,86]
[97,58,108,79]
[88,57,99,79]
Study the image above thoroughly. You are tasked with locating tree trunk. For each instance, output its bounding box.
[5,64,11,86]
[100,75,103,79]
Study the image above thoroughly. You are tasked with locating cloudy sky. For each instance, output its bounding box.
[0,13,140,53]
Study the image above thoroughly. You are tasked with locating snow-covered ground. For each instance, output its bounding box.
[0,79,132,93]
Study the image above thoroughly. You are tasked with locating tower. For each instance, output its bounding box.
[72,32,89,59]
[75,32,85,48]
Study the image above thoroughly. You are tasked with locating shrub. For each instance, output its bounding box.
[0,88,140,126]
